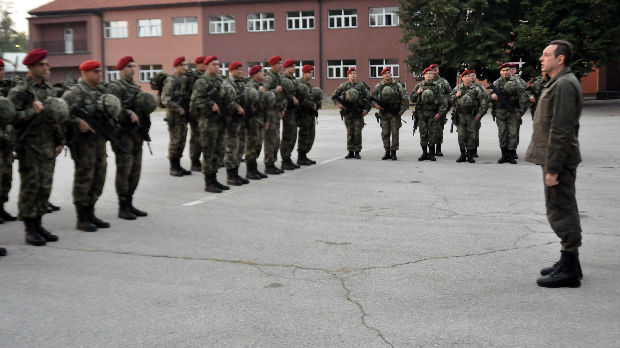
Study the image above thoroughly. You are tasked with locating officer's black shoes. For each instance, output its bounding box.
[435,144,443,156]
[169,159,185,177]
[226,168,244,186]
[281,159,298,170]
[497,148,508,164]
[245,161,263,180]
[36,217,58,242]
[205,174,223,193]
[265,164,282,175]
[191,158,202,172]
[508,150,518,164]
[467,149,476,163]
[382,150,391,160]
[428,147,437,161]
[354,151,361,159]
[0,204,17,221]
[128,198,148,217]
[0,247,6,256]
[473,147,479,158]
[345,151,355,159]
[418,146,429,161]
[47,202,61,212]
[297,152,316,165]
[390,150,397,160]
[456,147,467,163]
[88,206,110,228]
[541,255,583,279]
[537,251,582,288]
[118,200,137,220]
[24,219,46,246]
[76,207,97,232]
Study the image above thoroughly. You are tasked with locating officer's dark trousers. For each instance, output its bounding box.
[543,166,582,255]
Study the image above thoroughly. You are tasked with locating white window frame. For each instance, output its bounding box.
[247,61,272,74]
[286,11,315,30]
[209,15,236,34]
[139,65,163,82]
[104,21,128,39]
[369,59,400,78]
[369,7,399,27]
[220,62,230,77]
[294,60,316,79]
[137,19,162,37]
[247,13,275,32]
[105,67,121,82]
[172,17,198,36]
[327,59,356,79]
[328,9,357,29]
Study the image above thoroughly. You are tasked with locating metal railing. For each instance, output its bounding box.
[32,40,89,54]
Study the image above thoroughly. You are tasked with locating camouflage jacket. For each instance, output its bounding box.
[264,70,287,111]
[491,76,526,114]
[161,73,187,114]
[227,76,247,111]
[282,73,299,109]
[527,75,546,103]
[246,78,267,120]
[373,80,409,116]
[332,81,372,114]
[297,79,316,111]
[107,77,142,126]
[0,79,16,98]
[450,83,488,117]
[62,78,110,144]
[0,79,17,146]
[8,77,64,150]
[190,73,236,119]
[434,75,452,95]
[410,80,448,115]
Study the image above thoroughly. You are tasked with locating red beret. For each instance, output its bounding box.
[509,63,517,68]
[302,65,314,73]
[499,63,511,70]
[0,59,3,67]
[23,48,48,67]
[461,69,473,77]
[346,67,356,75]
[268,55,282,66]
[470,69,476,74]
[203,55,218,65]
[249,65,263,76]
[194,56,207,65]
[422,67,433,75]
[173,56,186,67]
[429,64,438,69]
[283,59,296,68]
[79,60,101,72]
[381,67,391,75]
[115,56,134,70]
[228,61,242,70]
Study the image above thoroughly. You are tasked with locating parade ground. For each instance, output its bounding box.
[1,100,619,347]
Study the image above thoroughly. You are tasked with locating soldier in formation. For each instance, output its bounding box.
[223,61,250,186]
[244,65,270,180]
[469,71,487,158]
[279,59,301,170]
[430,64,452,156]
[188,56,207,172]
[449,70,487,163]
[296,65,321,165]
[372,67,409,161]
[263,56,287,175]
[411,67,448,161]
[0,59,18,225]
[333,68,371,159]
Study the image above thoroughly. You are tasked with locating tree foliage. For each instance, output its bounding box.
[0,6,28,54]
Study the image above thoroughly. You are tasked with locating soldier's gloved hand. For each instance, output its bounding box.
[434,113,441,120]
[212,104,219,114]
[237,105,245,115]
[178,107,185,115]
[276,85,283,93]
[337,103,345,110]
[33,100,44,113]
[130,112,139,124]
[78,119,93,133]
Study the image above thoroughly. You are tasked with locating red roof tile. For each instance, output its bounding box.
[29,0,229,15]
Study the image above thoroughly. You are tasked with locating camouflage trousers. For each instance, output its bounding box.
[245,116,265,161]
[17,144,56,219]
[225,118,244,169]
[199,116,226,175]
[188,113,202,162]
[71,137,107,208]
[543,166,582,254]
[112,131,143,200]
[475,118,482,147]
[495,109,520,150]
[380,112,402,151]
[418,110,442,147]
[280,108,298,160]
[263,109,281,166]
[167,112,188,160]
[438,115,447,144]
[456,113,478,150]
[344,114,364,152]
[297,110,316,154]
[0,147,13,204]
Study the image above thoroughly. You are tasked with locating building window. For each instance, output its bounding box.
[104,21,128,38]
[173,17,198,35]
[139,65,163,82]
[369,7,399,27]
[294,60,315,79]
[247,13,275,32]
[209,15,235,34]
[287,11,314,30]
[105,67,121,82]
[328,9,357,29]
[137,19,162,37]
[247,61,272,73]
[327,59,356,79]
[369,59,400,78]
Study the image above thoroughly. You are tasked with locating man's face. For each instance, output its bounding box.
[433,68,439,78]
[30,58,51,81]
[500,67,511,79]
[285,65,296,75]
[271,62,281,73]
[121,62,135,80]
[207,60,220,75]
[302,71,313,80]
[231,67,243,78]
[462,74,471,85]
[196,63,206,73]
[382,71,392,82]
[253,70,265,82]
[423,71,433,82]
[510,67,517,76]
[348,71,357,82]
[540,44,563,74]
[83,67,103,85]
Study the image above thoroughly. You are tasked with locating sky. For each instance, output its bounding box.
[4,0,53,34]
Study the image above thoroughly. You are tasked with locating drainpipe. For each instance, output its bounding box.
[97,11,105,72]
[318,0,323,90]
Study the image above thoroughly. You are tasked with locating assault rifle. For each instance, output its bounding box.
[412,109,419,136]
[71,106,128,153]
[124,93,153,154]
[450,108,458,133]
[371,96,406,124]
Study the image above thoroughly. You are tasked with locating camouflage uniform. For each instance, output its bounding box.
[372,80,409,153]
[528,75,546,118]
[161,73,189,161]
[279,73,300,163]
[512,74,529,149]
[411,80,448,157]
[245,79,267,162]
[0,80,16,214]
[184,69,204,168]
[332,81,371,153]
[224,76,246,170]
[263,70,287,168]
[450,83,487,160]
[296,80,320,157]
[472,81,488,151]
[491,76,526,161]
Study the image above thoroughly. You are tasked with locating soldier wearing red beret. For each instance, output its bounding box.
[243,65,268,180]
[430,64,452,156]
[296,65,320,165]
[279,59,302,170]
[185,57,208,172]
[0,57,19,228]
[223,61,250,186]
[262,55,286,174]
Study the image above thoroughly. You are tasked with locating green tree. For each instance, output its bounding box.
[0,6,28,53]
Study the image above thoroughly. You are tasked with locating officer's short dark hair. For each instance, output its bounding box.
[549,40,574,65]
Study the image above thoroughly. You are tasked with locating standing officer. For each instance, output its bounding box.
[449,70,487,163]
[525,40,583,288]
[411,67,448,161]
[188,56,207,172]
[430,64,452,156]
[0,58,18,223]
[296,65,320,165]
[263,56,287,174]
[332,68,371,159]
[490,63,526,164]
[279,59,301,170]
[107,56,151,220]
[223,61,248,186]
[162,56,192,177]
[9,49,65,246]
[63,60,118,232]
[244,65,269,180]
[372,67,409,161]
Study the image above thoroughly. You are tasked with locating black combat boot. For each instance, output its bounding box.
[473,147,479,158]
[179,161,192,175]
[354,151,361,159]
[128,197,148,217]
[191,158,202,172]
[256,164,268,178]
[237,168,250,184]
[281,158,297,170]
[0,247,6,256]
[36,216,58,242]
[265,164,282,175]
[345,151,355,159]
[537,251,582,288]
[214,174,230,190]
[390,150,397,161]
[382,150,391,160]
[118,199,137,220]
[418,146,429,161]
[456,146,467,163]
[540,255,583,279]
[435,143,443,156]
[89,205,110,228]
[508,150,517,164]
[169,159,184,177]
[24,218,46,246]
[246,160,263,180]
[0,204,17,221]
[226,168,244,186]
[47,202,61,212]
[497,147,508,164]
[0,216,3,224]
[76,207,97,232]
[297,152,315,166]
[467,149,476,163]
[205,174,223,193]
[428,146,437,161]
